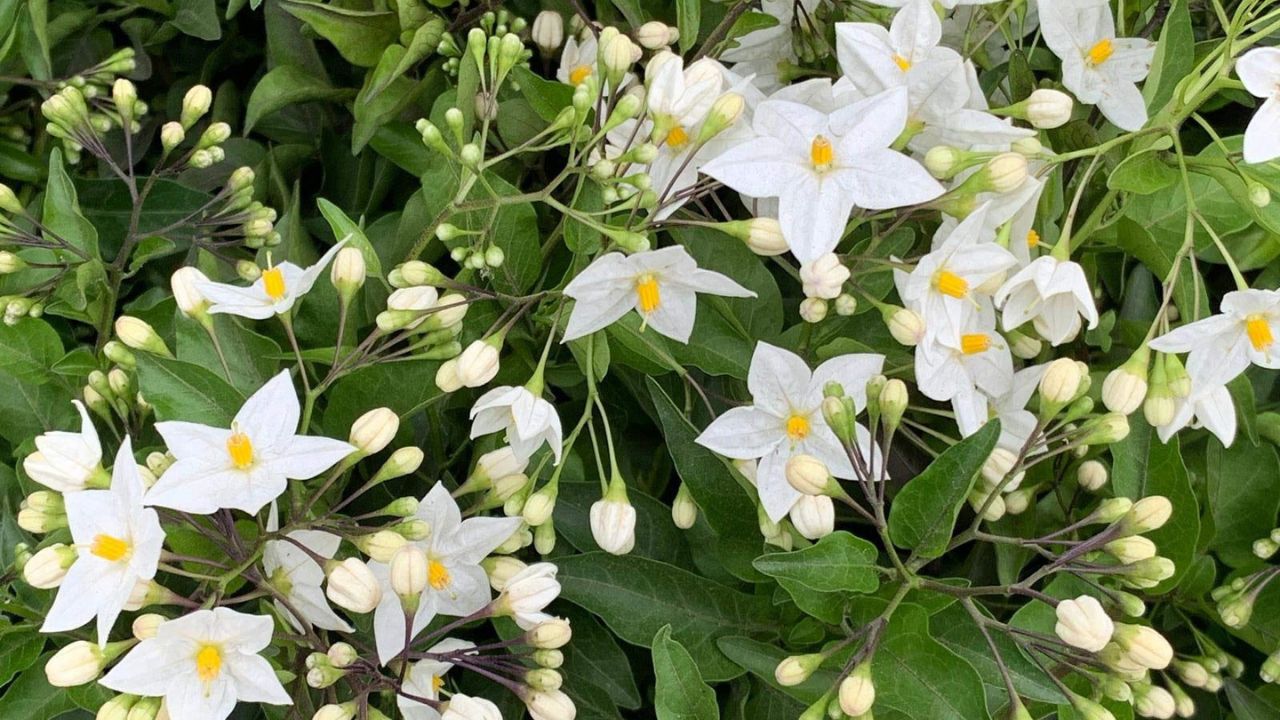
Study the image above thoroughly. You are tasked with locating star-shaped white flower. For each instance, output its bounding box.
[100,607,291,720]
[197,241,345,320]
[1040,0,1155,131]
[563,246,754,343]
[1149,288,1280,388]
[915,304,1014,403]
[1156,379,1235,447]
[1237,47,1280,164]
[695,342,884,522]
[952,364,1046,453]
[371,484,521,664]
[41,437,163,645]
[995,256,1099,346]
[397,638,477,720]
[145,370,355,515]
[263,506,352,633]
[23,400,107,492]
[469,385,564,464]
[701,87,944,262]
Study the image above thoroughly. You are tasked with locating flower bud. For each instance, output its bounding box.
[526,668,563,692]
[601,34,636,85]
[531,11,564,55]
[924,145,964,178]
[170,267,210,320]
[115,316,172,357]
[884,305,925,346]
[743,218,788,256]
[435,360,463,393]
[636,21,674,50]
[390,544,429,602]
[590,478,636,555]
[799,253,850,300]
[97,694,140,720]
[527,617,573,649]
[197,122,231,149]
[457,338,501,387]
[350,407,398,455]
[1068,692,1118,720]
[1249,181,1272,208]
[1103,351,1149,415]
[838,662,875,716]
[1025,89,1074,129]
[180,85,213,129]
[1106,536,1157,564]
[326,642,357,669]
[1039,357,1082,406]
[1112,624,1174,669]
[785,454,831,496]
[132,613,166,640]
[160,122,185,153]
[1080,413,1130,445]
[834,294,857,316]
[46,641,105,687]
[313,704,357,720]
[698,92,745,143]
[671,483,697,529]
[325,558,382,613]
[799,297,827,323]
[981,447,1024,490]
[1123,556,1175,589]
[775,653,823,686]
[1055,595,1114,652]
[23,543,75,588]
[522,688,576,720]
[1076,459,1108,490]
[522,482,558,526]
[982,153,1028,193]
[0,182,23,214]
[330,247,366,301]
[373,447,425,484]
[790,494,834,540]
[1132,682,1175,719]
[1008,330,1042,359]
[1123,496,1172,534]
[1260,649,1280,683]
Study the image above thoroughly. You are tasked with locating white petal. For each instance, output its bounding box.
[695,406,784,460]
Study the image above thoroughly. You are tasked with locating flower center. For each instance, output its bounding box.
[1246,314,1274,351]
[428,559,451,590]
[432,675,445,693]
[196,644,222,683]
[810,135,834,172]
[226,429,255,469]
[262,266,287,301]
[960,333,991,355]
[635,273,661,313]
[786,413,810,441]
[1026,229,1040,248]
[933,269,969,299]
[664,125,690,149]
[90,534,132,562]
[569,65,592,86]
[892,53,912,72]
[1086,38,1114,66]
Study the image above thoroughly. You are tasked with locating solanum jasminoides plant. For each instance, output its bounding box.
[3,0,1280,718]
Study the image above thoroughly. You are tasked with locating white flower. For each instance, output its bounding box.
[719,0,819,92]
[1155,380,1236,448]
[145,371,355,515]
[23,400,106,492]
[1055,595,1114,652]
[397,638,477,720]
[557,33,599,87]
[895,203,1017,341]
[370,484,521,664]
[1039,0,1155,131]
[800,254,851,300]
[1238,47,1280,164]
[563,246,754,343]
[196,241,345,319]
[695,342,884,521]
[701,87,944,262]
[1148,288,1280,388]
[262,506,352,633]
[100,607,290,720]
[443,694,504,720]
[952,363,1046,453]
[41,438,163,645]
[469,385,564,464]
[500,562,562,628]
[994,256,1099,346]
[915,306,1014,404]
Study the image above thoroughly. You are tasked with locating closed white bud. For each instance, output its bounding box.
[457,339,501,387]
[23,543,75,588]
[325,558,382,613]
[312,703,357,720]
[981,447,1024,490]
[1004,487,1034,514]
[0,183,20,214]
[774,653,822,687]
[601,34,636,80]
[1009,331,1042,359]
[435,360,463,392]
[790,495,835,540]
[744,218,788,256]
[1012,136,1043,156]
[1106,536,1157,564]
[522,688,576,720]
[170,267,210,319]
[1124,496,1172,534]
[1103,362,1148,415]
[1076,459,1108,490]
[527,617,572,648]
[115,316,171,357]
[444,694,504,720]
[327,642,358,668]
[799,297,827,323]
[330,247,366,299]
[636,21,674,50]
[483,555,528,591]
[671,483,697,529]
[799,253,850,300]
[1025,89,1074,129]
[96,694,139,720]
[1133,683,1176,719]
[46,641,104,687]
[886,306,925,346]
[180,85,213,129]
[924,145,963,178]
[132,613,166,640]
[983,153,1028,193]
[1055,595,1114,652]
[1039,357,1082,405]
[1143,389,1176,426]
[374,447,424,483]
[699,93,745,142]
[785,454,831,496]
[839,663,875,716]
[531,11,564,55]
[522,484,558,526]
[390,544,429,600]
[590,481,636,555]
[350,407,398,455]
[1113,624,1174,669]
[834,294,857,316]
[160,121,185,152]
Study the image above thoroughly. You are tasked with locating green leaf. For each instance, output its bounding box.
[1225,679,1280,720]
[1110,417,1198,593]
[127,236,179,273]
[873,604,989,720]
[136,354,246,426]
[0,655,81,717]
[653,625,719,720]
[172,0,221,40]
[175,312,281,396]
[889,420,1001,558]
[930,604,1064,704]
[1143,0,1191,112]
[676,0,700,53]
[244,65,354,133]
[0,370,76,446]
[648,378,767,581]
[280,0,398,67]
[511,65,576,122]
[0,629,44,687]
[1107,149,1177,195]
[716,636,835,704]
[316,198,383,277]
[42,148,98,259]
[559,605,642,710]
[0,318,64,384]
[555,552,778,682]
[351,48,442,152]
[1206,438,1280,567]
[321,358,443,435]
[752,531,880,594]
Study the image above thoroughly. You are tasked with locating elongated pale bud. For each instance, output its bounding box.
[115,316,172,357]
[180,85,213,129]
[838,662,875,716]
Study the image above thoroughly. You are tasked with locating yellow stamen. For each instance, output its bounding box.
[432,675,445,693]
[428,559,451,590]
[1246,314,1274,352]
[196,645,222,683]
[1087,38,1114,66]
[665,125,690,149]
[90,534,131,562]
[786,413,810,441]
[892,53,913,72]
[960,333,991,355]
[636,274,661,314]
[1026,229,1041,248]
[933,270,969,299]
[226,430,254,469]
[569,65,592,86]
[262,266,286,301]
[810,135,834,171]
